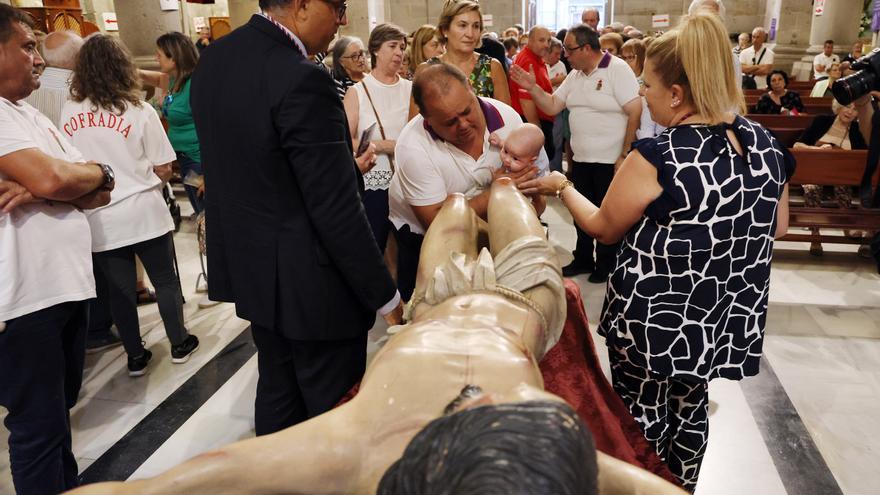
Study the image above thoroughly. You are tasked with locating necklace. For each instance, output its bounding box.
[672,111,697,127]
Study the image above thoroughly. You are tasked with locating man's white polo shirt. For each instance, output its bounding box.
[555,51,640,164]
[389,97,548,236]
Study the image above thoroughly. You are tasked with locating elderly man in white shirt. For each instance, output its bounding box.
[0,6,113,494]
[511,23,641,283]
[389,63,549,300]
[740,26,774,89]
[24,29,82,126]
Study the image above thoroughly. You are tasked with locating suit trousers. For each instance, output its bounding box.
[251,324,368,436]
[393,224,424,301]
[569,161,619,275]
[0,301,88,494]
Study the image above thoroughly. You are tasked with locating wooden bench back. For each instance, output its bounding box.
[745,114,816,131]
[743,95,832,106]
[788,149,878,187]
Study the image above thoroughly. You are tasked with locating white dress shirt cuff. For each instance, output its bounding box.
[378,291,401,316]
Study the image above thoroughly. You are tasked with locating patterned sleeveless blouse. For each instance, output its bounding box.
[427,53,495,98]
[598,115,795,382]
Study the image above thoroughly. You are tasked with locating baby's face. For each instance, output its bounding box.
[500,142,539,173]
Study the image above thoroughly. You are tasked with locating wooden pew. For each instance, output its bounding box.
[744,88,813,98]
[745,114,816,131]
[767,128,804,147]
[783,149,880,245]
[744,95,832,107]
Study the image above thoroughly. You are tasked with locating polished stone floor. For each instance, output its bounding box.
[1,195,878,495]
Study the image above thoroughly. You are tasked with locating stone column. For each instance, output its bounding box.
[766,0,814,79]
[794,0,864,79]
[113,0,182,68]
[228,0,258,30]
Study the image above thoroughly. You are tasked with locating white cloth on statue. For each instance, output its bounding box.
[413,235,566,357]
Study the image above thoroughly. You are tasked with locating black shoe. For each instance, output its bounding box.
[562,262,594,277]
[587,271,609,284]
[171,335,200,364]
[128,349,152,377]
[86,329,122,354]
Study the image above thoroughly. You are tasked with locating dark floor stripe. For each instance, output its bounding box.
[740,357,842,495]
[80,326,257,483]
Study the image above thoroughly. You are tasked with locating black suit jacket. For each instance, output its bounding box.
[191,15,396,340]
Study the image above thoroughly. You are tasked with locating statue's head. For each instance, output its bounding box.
[377,398,598,495]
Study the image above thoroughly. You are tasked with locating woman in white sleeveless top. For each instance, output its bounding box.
[344,23,412,253]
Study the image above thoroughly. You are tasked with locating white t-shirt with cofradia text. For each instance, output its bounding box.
[59,99,176,252]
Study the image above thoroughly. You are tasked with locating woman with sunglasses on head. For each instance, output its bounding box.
[140,32,202,215]
[60,34,199,377]
[331,36,368,100]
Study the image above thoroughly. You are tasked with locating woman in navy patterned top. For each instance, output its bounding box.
[522,14,793,491]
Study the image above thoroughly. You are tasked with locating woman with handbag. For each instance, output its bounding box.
[344,24,412,253]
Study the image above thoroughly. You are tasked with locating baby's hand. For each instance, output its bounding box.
[489,132,504,149]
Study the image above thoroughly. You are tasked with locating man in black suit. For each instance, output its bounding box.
[190,0,402,436]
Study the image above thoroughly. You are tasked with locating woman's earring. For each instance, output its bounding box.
[671,98,680,107]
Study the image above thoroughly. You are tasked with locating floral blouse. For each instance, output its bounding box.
[428,53,495,98]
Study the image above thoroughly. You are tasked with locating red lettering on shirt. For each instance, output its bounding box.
[63,122,72,137]
[106,114,117,129]
[98,112,106,127]
[120,124,131,139]
[87,113,96,127]
[78,113,85,129]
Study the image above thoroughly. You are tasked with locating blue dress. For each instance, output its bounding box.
[598,115,796,381]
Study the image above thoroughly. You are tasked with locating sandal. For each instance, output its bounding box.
[136,287,157,305]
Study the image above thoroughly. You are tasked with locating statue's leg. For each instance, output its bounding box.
[410,193,479,319]
[487,179,562,356]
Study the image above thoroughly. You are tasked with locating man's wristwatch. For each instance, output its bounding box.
[97,163,115,189]
[556,179,574,199]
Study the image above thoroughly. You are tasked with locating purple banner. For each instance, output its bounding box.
[873,0,880,32]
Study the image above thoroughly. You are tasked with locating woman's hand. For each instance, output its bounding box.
[355,143,378,174]
[509,65,537,93]
[518,171,569,197]
[492,163,539,188]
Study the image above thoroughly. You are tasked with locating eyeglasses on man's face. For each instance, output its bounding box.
[321,0,347,22]
[563,43,586,55]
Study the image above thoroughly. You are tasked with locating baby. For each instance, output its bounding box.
[491,123,547,176]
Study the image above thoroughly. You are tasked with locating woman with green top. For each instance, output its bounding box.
[141,32,203,214]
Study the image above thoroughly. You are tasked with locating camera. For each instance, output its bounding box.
[832,48,880,105]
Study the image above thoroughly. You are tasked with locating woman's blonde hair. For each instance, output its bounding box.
[411,24,439,72]
[646,13,745,121]
[437,0,483,49]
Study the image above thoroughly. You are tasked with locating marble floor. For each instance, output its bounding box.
[1,194,879,495]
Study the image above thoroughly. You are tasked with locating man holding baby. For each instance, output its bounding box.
[389,63,550,300]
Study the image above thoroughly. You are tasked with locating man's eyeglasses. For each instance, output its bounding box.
[563,43,587,55]
[321,0,347,22]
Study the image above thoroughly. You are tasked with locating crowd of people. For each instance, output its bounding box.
[0,0,870,493]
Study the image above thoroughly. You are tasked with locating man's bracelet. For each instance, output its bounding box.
[556,179,574,199]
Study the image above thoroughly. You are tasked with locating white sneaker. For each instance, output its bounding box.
[197,295,221,309]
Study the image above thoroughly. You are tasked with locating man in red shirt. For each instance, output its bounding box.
[509,26,556,160]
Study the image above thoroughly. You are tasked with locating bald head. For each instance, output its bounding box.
[688,0,726,17]
[43,30,83,70]
[527,26,552,57]
[412,63,470,117]
[501,123,544,173]
[581,8,600,29]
